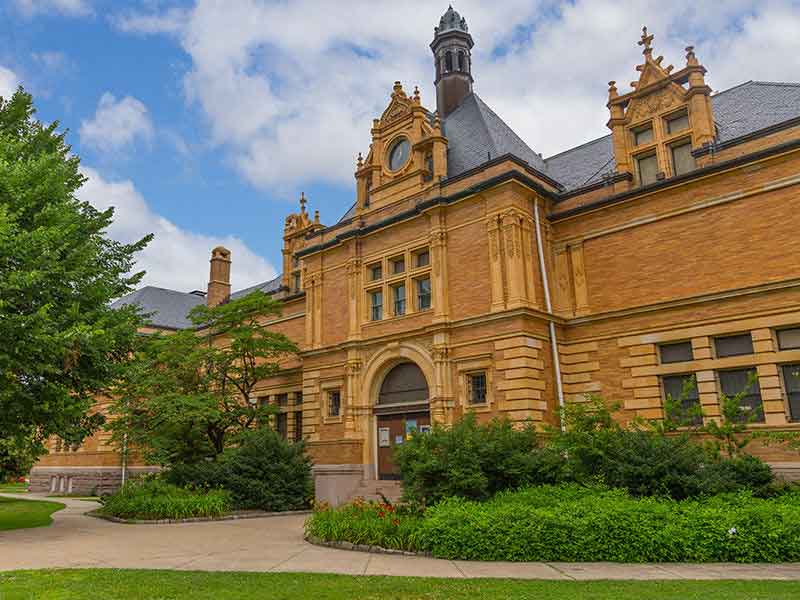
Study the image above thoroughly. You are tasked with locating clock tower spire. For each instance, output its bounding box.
[431,6,474,118]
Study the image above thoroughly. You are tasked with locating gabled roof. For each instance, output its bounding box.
[543,81,800,192]
[442,93,547,178]
[230,274,283,300]
[111,286,206,330]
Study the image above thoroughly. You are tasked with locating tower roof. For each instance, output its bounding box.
[435,5,468,36]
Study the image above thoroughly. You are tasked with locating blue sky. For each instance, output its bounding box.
[2,0,798,292]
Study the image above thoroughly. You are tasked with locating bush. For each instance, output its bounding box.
[100,480,230,520]
[305,498,425,552]
[394,414,562,505]
[697,454,775,497]
[166,428,313,511]
[420,484,800,562]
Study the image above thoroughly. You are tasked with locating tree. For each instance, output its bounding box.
[109,291,299,465]
[0,88,149,462]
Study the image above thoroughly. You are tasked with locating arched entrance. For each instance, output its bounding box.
[375,361,431,480]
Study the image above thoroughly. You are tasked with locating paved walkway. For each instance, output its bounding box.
[2,493,800,579]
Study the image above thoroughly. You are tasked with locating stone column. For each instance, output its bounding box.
[487,215,505,312]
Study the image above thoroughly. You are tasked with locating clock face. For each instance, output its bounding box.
[388,138,410,171]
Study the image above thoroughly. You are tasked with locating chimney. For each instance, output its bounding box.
[207,246,231,307]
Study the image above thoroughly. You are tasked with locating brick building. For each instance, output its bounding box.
[32,9,800,502]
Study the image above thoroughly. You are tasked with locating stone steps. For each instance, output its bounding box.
[350,480,403,504]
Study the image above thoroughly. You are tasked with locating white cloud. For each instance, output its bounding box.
[77,167,277,293]
[80,93,154,153]
[14,0,92,17]
[113,0,800,192]
[0,66,19,100]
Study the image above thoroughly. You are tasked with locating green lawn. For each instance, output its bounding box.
[0,496,65,530]
[0,482,27,493]
[0,570,798,600]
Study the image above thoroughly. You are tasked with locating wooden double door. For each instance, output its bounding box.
[376,411,430,480]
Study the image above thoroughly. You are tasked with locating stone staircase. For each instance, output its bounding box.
[349,479,403,504]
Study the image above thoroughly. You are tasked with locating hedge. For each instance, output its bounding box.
[99,480,231,520]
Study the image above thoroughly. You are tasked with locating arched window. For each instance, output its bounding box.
[378,362,429,405]
[445,50,453,72]
[457,51,465,72]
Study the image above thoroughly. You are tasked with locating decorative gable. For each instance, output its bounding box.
[354,82,447,213]
[607,27,715,187]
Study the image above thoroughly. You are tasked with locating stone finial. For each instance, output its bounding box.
[413,85,420,103]
[357,152,363,168]
[607,80,618,99]
[638,26,654,56]
[685,45,698,66]
[314,209,320,225]
[299,191,307,215]
[392,81,403,96]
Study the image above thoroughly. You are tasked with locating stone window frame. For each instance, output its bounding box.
[456,356,495,412]
[626,103,697,186]
[716,367,765,424]
[320,379,344,424]
[362,244,432,325]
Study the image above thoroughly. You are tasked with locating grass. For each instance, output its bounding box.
[0,570,798,599]
[0,496,65,531]
[0,481,27,493]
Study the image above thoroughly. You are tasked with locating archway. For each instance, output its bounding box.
[374,361,431,480]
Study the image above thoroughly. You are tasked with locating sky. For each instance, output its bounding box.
[2,0,799,294]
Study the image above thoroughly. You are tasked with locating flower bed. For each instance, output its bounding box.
[305,485,800,563]
[98,480,231,521]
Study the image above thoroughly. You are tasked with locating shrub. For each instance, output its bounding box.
[100,480,230,520]
[420,484,800,563]
[394,414,562,505]
[697,454,775,497]
[163,460,225,490]
[305,498,425,552]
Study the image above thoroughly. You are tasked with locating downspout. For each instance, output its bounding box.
[533,199,566,431]
[121,432,128,487]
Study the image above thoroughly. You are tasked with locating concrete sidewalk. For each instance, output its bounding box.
[2,493,799,580]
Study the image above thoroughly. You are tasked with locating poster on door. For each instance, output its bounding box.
[378,427,390,447]
[405,419,417,440]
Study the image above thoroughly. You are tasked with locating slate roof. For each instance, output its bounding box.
[111,286,206,330]
[230,274,283,300]
[542,81,800,191]
[442,93,547,177]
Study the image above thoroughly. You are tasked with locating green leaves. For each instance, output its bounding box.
[0,88,148,453]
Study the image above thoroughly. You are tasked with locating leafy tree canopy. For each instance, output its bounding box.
[109,291,299,465]
[0,88,150,458]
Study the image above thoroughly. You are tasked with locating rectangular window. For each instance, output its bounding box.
[666,113,690,134]
[671,141,695,176]
[778,328,800,351]
[328,390,341,417]
[292,272,301,292]
[415,249,430,268]
[393,284,406,316]
[662,374,702,425]
[715,334,754,358]
[294,411,303,442]
[370,290,383,321]
[416,277,431,310]
[782,364,800,421]
[660,341,693,364]
[633,125,654,146]
[276,393,288,407]
[636,153,659,185]
[468,372,487,405]
[292,255,300,268]
[369,263,382,281]
[719,368,764,423]
[391,257,405,275]
[276,412,288,439]
[294,391,303,406]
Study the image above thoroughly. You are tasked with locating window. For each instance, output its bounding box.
[445,50,453,72]
[662,374,702,425]
[660,341,693,364]
[468,372,487,405]
[719,368,764,423]
[778,328,800,351]
[633,125,654,146]
[294,391,303,406]
[457,51,465,72]
[671,140,695,176]
[392,284,406,316]
[292,272,301,292]
[391,257,405,274]
[388,138,410,171]
[416,277,431,310]
[369,263,382,281]
[328,390,341,417]
[276,393,288,407]
[276,412,288,439]
[715,334,754,358]
[294,411,303,441]
[291,255,299,268]
[666,113,690,134]
[781,364,800,421]
[636,153,658,185]
[415,249,430,268]
[370,290,383,321]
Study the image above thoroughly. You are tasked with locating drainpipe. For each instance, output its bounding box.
[533,199,566,431]
[121,432,128,487]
